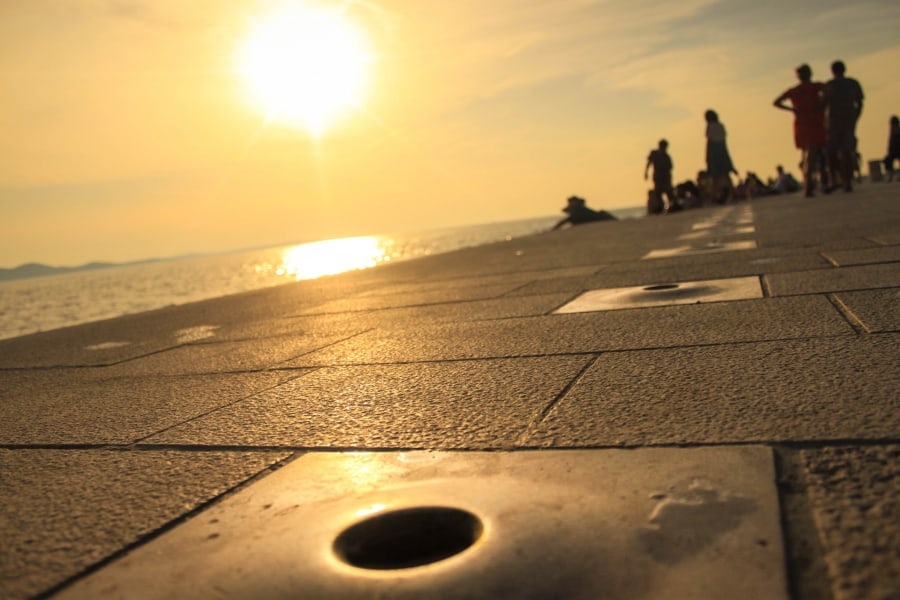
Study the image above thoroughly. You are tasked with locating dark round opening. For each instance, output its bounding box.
[333,506,482,570]
[643,283,679,291]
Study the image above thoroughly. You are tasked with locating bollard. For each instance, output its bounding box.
[868,160,884,182]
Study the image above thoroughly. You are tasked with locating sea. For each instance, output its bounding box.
[0,208,645,341]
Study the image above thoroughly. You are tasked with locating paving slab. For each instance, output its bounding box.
[554,277,762,313]
[766,262,900,296]
[145,356,592,448]
[97,333,353,376]
[0,449,290,600]
[524,334,899,447]
[0,370,301,445]
[54,448,788,600]
[295,281,528,315]
[750,194,900,248]
[643,240,758,259]
[1,187,898,600]
[832,288,900,333]
[869,231,900,246]
[0,272,394,368]
[506,252,831,296]
[288,296,853,365]
[343,266,601,298]
[822,245,900,267]
[354,292,574,324]
[799,445,900,600]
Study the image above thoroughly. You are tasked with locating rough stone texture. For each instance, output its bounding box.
[354,292,574,324]
[832,288,900,333]
[869,232,900,246]
[289,296,852,365]
[775,448,835,600]
[295,281,532,315]
[0,186,897,599]
[97,333,351,376]
[55,448,788,600]
[751,194,900,249]
[0,370,300,445]
[0,449,291,600]
[822,245,900,266]
[0,272,396,368]
[800,445,900,600]
[524,334,899,446]
[766,263,900,296]
[349,266,601,298]
[508,252,832,295]
[146,356,593,448]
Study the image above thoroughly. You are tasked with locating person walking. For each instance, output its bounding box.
[773,63,828,196]
[823,60,864,191]
[645,139,679,212]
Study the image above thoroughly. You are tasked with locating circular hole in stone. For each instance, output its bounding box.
[643,283,680,291]
[334,506,483,570]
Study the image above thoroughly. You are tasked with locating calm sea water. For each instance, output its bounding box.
[0,209,644,341]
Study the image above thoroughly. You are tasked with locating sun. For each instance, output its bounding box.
[235,2,372,137]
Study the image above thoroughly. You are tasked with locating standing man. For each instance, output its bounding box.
[773,63,827,196]
[823,60,864,192]
[645,139,678,212]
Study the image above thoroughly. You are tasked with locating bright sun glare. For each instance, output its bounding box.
[236,2,372,136]
[276,236,390,279]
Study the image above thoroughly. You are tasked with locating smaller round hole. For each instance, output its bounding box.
[334,506,482,570]
[643,284,679,291]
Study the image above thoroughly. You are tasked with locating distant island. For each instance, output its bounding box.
[0,258,171,282]
[0,245,293,283]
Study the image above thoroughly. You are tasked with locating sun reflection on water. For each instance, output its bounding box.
[270,236,392,280]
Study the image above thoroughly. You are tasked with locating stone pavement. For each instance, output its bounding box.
[1,185,898,599]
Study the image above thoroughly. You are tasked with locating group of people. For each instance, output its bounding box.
[773,60,864,196]
[554,58,892,227]
[643,59,875,215]
[643,109,742,214]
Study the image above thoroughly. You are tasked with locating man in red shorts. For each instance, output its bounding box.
[773,64,828,197]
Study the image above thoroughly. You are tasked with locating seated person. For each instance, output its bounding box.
[675,180,701,208]
[552,196,616,230]
[771,165,800,194]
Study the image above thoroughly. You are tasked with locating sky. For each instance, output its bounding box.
[2,0,899,268]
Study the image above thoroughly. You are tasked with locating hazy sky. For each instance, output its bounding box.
[2,0,899,267]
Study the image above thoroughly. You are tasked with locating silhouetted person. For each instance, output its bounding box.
[823,60,864,191]
[675,179,702,208]
[552,196,616,230]
[771,165,799,194]
[704,110,738,203]
[885,116,900,182]
[739,171,769,199]
[696,171,712,204]
[773,63,828,196]
[644,139,678,212]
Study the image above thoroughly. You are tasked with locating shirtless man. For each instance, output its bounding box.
[823,60,864,192]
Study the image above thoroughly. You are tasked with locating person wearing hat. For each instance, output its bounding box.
[551,196,616,230]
